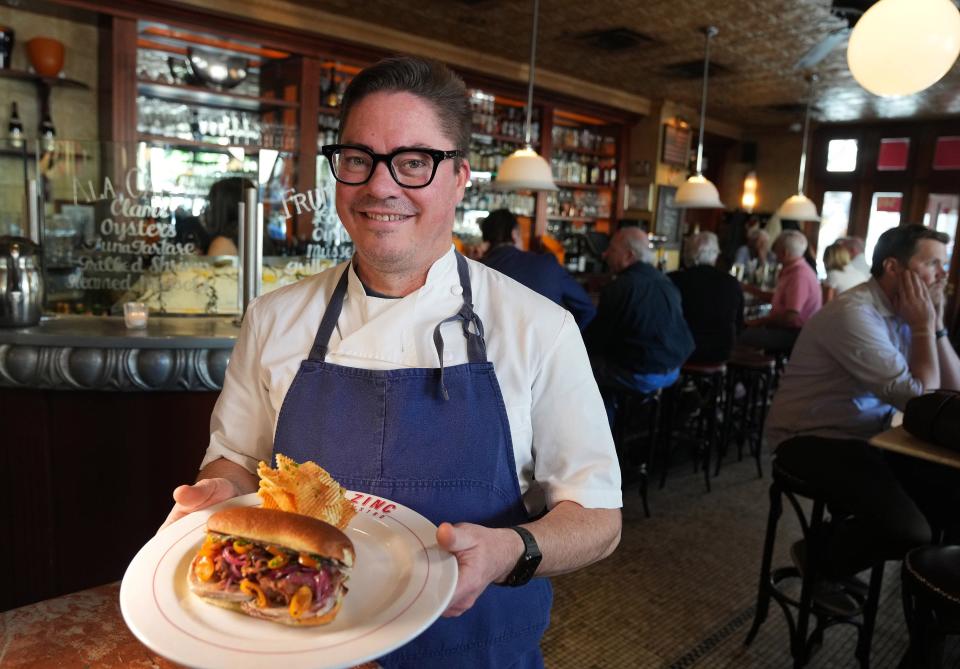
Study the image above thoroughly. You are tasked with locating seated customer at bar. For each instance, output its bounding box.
[585,227,694,402]
[733,227,777,276]
[480,209,596,330]
[766,224,960,579]
[740,230,821,352]
[669,231,744,364]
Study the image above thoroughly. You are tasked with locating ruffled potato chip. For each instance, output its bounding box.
[256,455,356,530]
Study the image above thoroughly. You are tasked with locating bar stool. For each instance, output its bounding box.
[900,545,960,669]
[659,361,726,492]
[718,351,775,478]
[744,458,885,669]
[611,388,662,518]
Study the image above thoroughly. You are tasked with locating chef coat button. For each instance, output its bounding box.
[451,286,463,296]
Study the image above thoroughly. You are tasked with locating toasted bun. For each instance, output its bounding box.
[208,507,354,567]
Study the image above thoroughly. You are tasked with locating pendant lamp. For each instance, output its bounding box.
[675,26,724,209]
[777,74,820,222]
[847,0,960,97]
[493,0,557,191]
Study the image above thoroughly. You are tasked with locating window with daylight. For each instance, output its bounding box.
[865,192,903,262]
[826,139,858,172]
[816,191,853,276]
[924,193,958,265]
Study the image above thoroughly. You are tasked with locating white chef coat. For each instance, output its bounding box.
[201,245,622,513]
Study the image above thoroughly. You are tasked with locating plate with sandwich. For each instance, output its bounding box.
[120,458,458,669]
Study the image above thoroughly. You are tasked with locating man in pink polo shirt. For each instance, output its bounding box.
[741,229,822,352]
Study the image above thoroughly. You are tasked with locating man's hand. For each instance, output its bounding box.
[436,522,523,617]
[896,269,936,332]
[160,477,239,530]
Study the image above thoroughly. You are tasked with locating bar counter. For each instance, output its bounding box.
[0,315,237,391]
[1,316,233,611]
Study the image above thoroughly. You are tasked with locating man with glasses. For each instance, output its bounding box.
[163,56,621,668]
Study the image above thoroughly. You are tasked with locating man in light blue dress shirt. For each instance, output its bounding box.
[766,224,960,581]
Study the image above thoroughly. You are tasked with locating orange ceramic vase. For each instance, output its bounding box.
[26,37,64,77]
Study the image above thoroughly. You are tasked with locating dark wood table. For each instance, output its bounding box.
[869,426,960,471]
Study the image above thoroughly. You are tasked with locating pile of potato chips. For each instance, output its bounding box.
[257,454,357,530]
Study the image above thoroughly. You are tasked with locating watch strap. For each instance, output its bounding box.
[936,327,948,340]
[500,526,542,587]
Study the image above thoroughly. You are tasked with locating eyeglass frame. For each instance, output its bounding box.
[320,144,464,189]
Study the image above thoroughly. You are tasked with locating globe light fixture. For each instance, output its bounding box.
[675,26,724,209]
[847,0,960,97]
[493,0,557,192]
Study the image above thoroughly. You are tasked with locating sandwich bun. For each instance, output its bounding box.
[208,507,354,567]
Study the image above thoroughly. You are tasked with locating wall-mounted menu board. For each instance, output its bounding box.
[654,185,682,246]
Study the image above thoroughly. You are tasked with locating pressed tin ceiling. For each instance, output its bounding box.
[298,0,960,128]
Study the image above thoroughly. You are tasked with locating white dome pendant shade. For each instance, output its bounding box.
[777,74,820,222]
[675,26,724,209]
[496,147,558,191]
[493,0,557,192]
[847,0,960,97]
[676,174,724,208]
[778,194,820,222]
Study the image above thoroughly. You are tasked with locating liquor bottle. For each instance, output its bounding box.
[324,64,339,108]
[39,112,56,153]
[8,101,23,148]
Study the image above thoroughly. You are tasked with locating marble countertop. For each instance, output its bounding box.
[0,583,182,668]
[0,315,240,349]
[1,583,378,668]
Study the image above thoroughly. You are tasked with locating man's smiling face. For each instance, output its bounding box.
[335,91,470,276]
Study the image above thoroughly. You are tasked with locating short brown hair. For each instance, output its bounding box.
[339,57,471,169]
[871,224,950,278]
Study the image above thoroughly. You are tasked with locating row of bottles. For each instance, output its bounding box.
[5,102,55,151]
[469,90,540,141]
[552,125,615,154]
[318,114,339,148]
[552,152,617,185]
[319,64,350,109]
[461,182,535,217]
[546,188,611,219]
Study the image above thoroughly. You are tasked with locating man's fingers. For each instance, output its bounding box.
[437,522,477,554]
[172,478,234,510]
[160,478,237,532]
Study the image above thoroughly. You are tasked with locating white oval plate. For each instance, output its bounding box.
[120,492,458,669]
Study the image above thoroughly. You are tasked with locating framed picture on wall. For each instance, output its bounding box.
[654,185,683,246]
[623,180,653,213]
[662,124,692,167]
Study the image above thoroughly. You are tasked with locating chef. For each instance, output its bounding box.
[164,56,622,668]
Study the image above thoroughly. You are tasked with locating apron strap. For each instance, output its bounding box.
[308,263,351,362]
[432,252,487,400]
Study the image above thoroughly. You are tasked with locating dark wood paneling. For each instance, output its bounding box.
[1,389,218,612]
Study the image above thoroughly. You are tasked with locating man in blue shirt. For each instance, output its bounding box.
[480,209,596,330]
[585,227,694,396]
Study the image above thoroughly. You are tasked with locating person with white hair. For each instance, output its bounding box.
[670,232,745,364]
[585,227,694,405]
[733,227,777,273]
[740,229,822,352]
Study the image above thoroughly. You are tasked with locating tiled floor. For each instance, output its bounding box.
[541,453,960,668]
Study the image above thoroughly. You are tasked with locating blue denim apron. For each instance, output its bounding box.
[272,253,552,668]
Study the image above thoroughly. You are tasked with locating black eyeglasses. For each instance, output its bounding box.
[320,144,463,189]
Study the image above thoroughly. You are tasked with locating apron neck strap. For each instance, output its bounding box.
[307,252,487,373]
[309,263,350,362]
